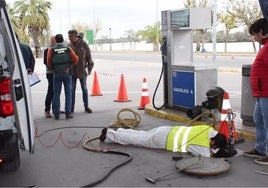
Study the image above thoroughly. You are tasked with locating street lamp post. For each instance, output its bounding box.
[156,0,159,49]
[68,0,71,28]
[212,0,218,63]
[92,0,95,51]
[109,28,112,51]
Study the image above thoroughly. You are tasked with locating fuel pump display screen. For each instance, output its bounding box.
[171,9,190,29]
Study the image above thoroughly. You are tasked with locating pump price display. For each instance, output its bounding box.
[172,70,195,108]
[171,9,190,29]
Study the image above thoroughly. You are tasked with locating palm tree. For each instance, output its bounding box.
[13,0,52,57]
[137,21,161,51]
[7,3,29,43]
[6,3,19,32]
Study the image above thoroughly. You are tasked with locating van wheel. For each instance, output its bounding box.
[1,141,20,172]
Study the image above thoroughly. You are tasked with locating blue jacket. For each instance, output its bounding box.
[19,42,35,72]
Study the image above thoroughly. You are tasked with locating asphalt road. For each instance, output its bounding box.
[0,53,266,187]
[92,51,256,68]
[91,52,249,113]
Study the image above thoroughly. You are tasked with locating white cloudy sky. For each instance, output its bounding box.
[48,0,185,39]
[7,0,230,39]
[7,0,186,38]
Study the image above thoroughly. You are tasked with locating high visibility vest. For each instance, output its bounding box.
[166,125,213,153]
[51,44,71,73]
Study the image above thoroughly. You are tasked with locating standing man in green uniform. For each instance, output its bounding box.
[47,34,78,120]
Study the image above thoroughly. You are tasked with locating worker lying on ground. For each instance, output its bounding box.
[99,125,227,158]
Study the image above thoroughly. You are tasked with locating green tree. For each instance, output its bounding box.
[217,11,238,52]
[184,0,212,7]
[71,22,93,39]
[71,19,102,39]
[6,3,19,33]
[71,19,102,51]
[124,29,140,50]
[93,19,102,40]
[184,0,213,52]
[137,21,161,51]
[13,0,52,57]
[228,0,262,52]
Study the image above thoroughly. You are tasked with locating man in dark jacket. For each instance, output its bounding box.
[68,29,94,114]
[43,36,56,118]
[16,33,35,74]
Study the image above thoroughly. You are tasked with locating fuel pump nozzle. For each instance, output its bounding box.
[160,36,167,57]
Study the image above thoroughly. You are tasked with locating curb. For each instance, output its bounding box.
[144,105,255,141]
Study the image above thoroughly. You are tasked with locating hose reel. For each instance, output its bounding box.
[109,108,141,129]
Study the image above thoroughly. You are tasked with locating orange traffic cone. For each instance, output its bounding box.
[218,92,238,141]
[138,78,151,110]
[114,74,131,102]
[91,71,103,96]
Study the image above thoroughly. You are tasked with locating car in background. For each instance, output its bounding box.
[0,0,35,172]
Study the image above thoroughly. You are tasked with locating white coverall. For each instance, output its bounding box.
[105,126,218,157]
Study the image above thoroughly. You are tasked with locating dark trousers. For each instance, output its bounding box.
[44,73,53,112]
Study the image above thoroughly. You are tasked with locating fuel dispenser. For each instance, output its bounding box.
[161,8,217,111]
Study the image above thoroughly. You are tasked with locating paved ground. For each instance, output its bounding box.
[1,99,267,187]
[3,102,266,187]
[0,56,267,187]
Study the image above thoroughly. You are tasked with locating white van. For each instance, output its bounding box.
[0,0,35,171]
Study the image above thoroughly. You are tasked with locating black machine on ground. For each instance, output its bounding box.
[186,87,225,120]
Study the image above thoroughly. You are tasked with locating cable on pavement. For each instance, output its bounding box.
[82,136,133,187]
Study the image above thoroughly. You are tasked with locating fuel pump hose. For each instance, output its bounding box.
[152,37,168,110]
